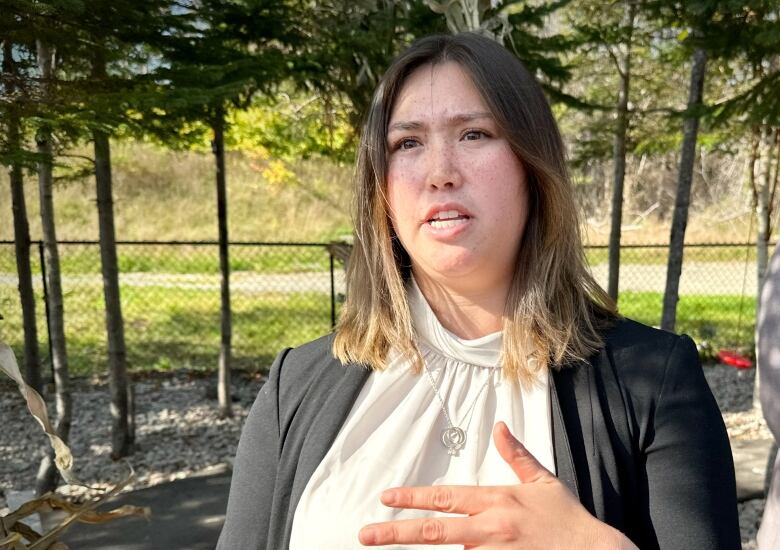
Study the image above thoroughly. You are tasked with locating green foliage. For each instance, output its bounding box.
[505,1,576,85]
[226,91,356,162]
[295,1,447,130]
[137,0,301,144]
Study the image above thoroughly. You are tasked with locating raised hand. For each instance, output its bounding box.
[358,421,638,549]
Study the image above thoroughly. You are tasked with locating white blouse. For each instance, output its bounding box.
[289,281,554,549]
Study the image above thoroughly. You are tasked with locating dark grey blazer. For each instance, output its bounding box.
[217,318,740,550]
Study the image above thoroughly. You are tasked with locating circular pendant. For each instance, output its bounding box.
[441,426,466,455]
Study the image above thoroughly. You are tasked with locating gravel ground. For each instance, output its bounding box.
[0,371,263,498]
[0,362,773,547]
[702,364,772,548]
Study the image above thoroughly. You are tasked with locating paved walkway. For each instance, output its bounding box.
[60,466,230,549]
[51,439,776,549]
[733,438,775,501]
[0,259,759,296]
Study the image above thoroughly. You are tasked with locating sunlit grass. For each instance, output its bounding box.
[0,243,331,276]
[586,245,761,266]
[1,282,333,377]
[1,273,755,376]
[617,291,756,354]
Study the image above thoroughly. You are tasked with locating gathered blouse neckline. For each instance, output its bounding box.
[408,277,503,369]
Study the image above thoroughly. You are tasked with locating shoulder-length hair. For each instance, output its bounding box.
[333,32,617,384]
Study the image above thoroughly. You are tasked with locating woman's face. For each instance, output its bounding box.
[386,62,529,293]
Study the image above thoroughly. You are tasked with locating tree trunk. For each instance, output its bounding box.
[8,119,42,396]
[93,128,132,457]
[35,39,72,496]
[94,128,133,457]
[756,128,776,292]
[607,1,636,302]
[212,106,233,418]
[3,40,42,395]
[661,47,707,332]
[87,50,134,455]
[754,128,778,411]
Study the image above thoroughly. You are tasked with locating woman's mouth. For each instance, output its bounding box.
[427,210,470,229]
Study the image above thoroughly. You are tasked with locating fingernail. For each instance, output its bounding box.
[359,527,376,545]
[380,489,397,505]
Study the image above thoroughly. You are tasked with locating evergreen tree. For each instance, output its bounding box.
[10,0,174,459]
[644,0,755,332]
[147,0,300,417]
[297,0,446,132]
[1,2,76,492]
[567,0,641,301]
[1,38,42,395]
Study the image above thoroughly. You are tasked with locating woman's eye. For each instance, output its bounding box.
[463,130,486,141]
[398,138,419,150]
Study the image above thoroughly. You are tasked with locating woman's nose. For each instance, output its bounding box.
[426,141,462,190]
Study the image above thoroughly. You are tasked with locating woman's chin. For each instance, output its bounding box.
[414,258,486,286]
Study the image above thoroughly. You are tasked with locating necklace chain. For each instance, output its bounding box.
[422,363,493,455]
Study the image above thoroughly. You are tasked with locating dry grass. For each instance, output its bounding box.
[1,142,353,243]
[2,140,769,246]
[582,207,760,246]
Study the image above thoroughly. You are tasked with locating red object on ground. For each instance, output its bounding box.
[718,349,753,369]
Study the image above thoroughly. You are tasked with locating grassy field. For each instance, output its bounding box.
[0,141,764,246]
[1,282,334,376]
[585,244,762,266]
[0,142,354,244]
[617,291,756,356]
[3,242,333,276]
[0,242,340,376]
[0,271,754,376]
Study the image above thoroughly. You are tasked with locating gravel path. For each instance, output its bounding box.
[0,258,755,295]
[0,362,772,547]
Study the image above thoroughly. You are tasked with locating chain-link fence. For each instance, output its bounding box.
[0,240,768,376]
[0,241,344,375]
[587,243,764,355]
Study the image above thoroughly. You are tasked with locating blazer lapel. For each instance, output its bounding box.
[550,369,579,500]
[281,359,371,548]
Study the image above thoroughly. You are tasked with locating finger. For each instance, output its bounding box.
[493,421,554,484]
[359,516,481,546]
[379,484,499,515]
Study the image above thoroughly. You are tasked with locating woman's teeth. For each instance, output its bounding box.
[429,216,468,229]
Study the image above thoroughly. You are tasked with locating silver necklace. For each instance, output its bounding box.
[422,363,493,456]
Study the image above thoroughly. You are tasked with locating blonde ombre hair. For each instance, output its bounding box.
[333,33,617,384]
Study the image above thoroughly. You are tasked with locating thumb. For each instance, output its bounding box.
[493,421,554,484]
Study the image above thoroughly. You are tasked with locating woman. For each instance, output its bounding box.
[217,33,739,549]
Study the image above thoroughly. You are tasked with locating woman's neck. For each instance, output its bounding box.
[413,271,509,339]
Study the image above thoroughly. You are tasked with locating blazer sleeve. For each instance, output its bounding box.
[216,349,289,550]
[643,335,741,549]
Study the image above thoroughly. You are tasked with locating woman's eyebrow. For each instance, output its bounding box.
[387,120,424,133]
[387,111,493,134]
[448,111,493,124]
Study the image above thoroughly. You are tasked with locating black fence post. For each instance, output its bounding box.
[37,240,53,379]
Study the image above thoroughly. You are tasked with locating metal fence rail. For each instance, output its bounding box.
[0,240,769,375]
